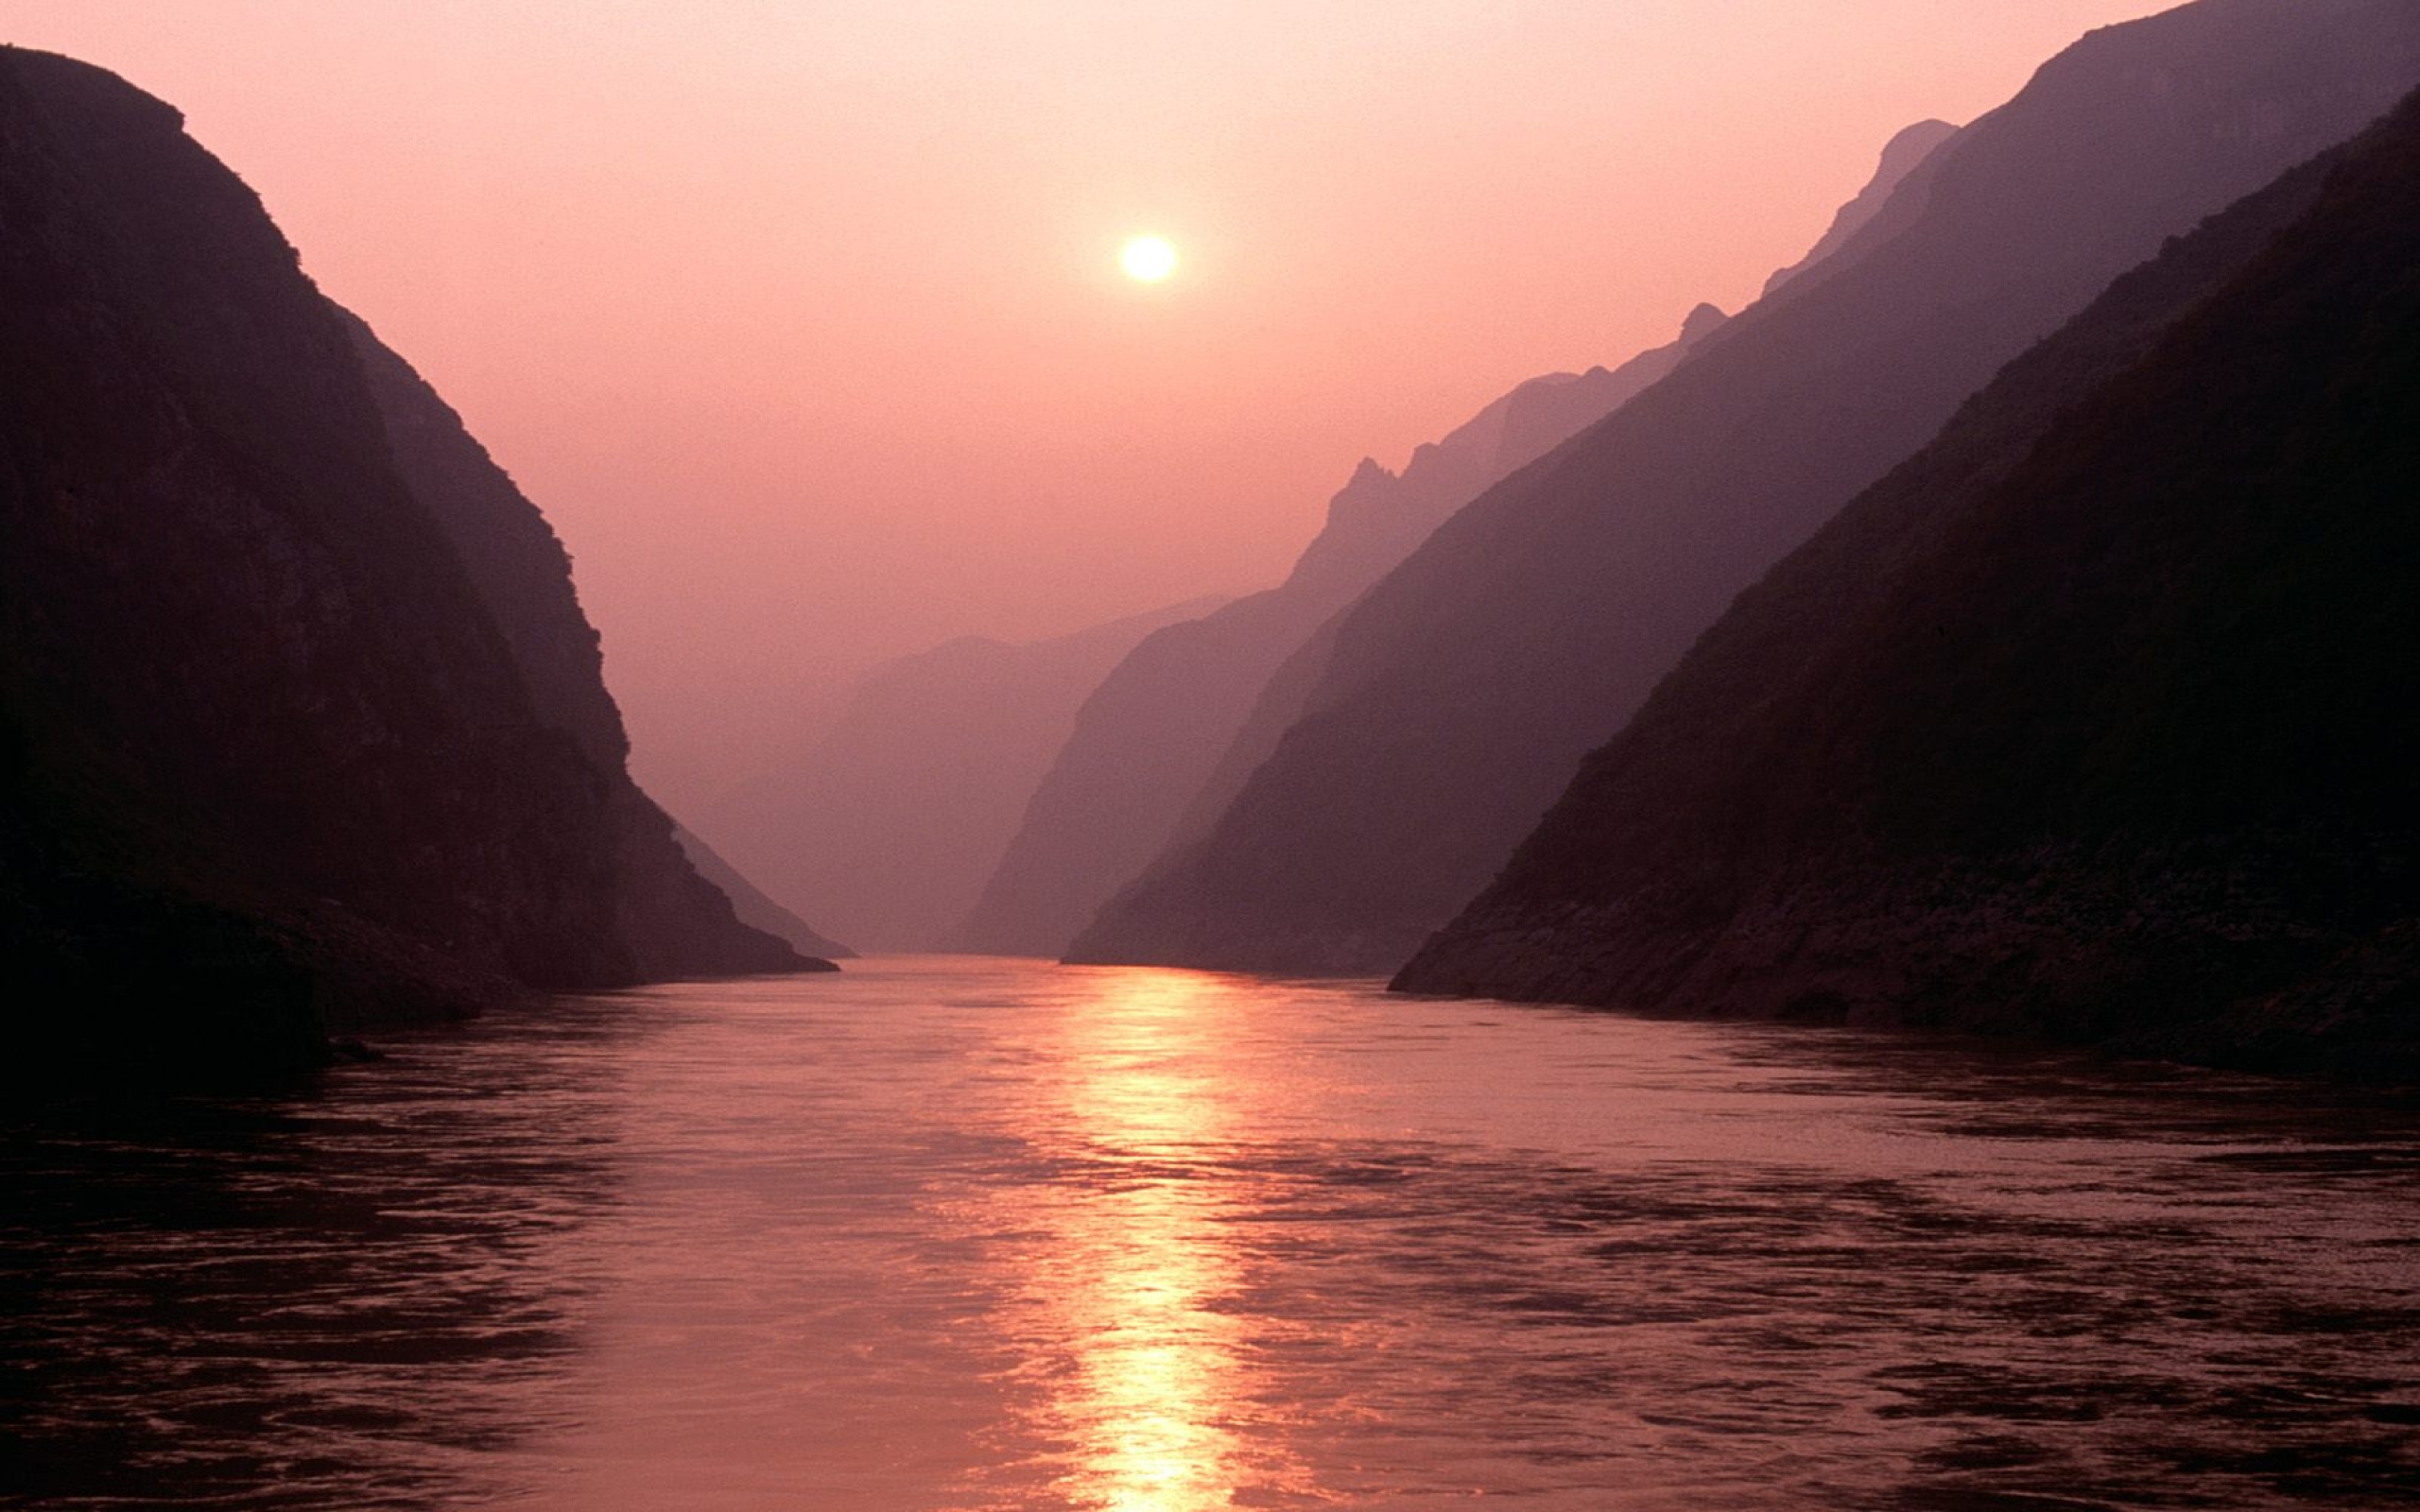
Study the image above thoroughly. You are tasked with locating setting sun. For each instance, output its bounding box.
[1120,234,1179,283]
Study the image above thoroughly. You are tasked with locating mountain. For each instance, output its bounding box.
[1398,89,2420,1079]
[705,595,1223,952]
[1066,128,1942,967]
[338,308,832,982]
[952,304,1732,959]
[1761,119,1960,299]
[1066,0,2420,977]
[0,48,821,1078]
[673,823,855,959]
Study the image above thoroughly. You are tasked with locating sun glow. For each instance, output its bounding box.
[1119,235,1179,283]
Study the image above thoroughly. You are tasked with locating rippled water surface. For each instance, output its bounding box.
[5,956,2418,1509]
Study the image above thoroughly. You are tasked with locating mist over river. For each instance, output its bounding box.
[5,957,2417,1509]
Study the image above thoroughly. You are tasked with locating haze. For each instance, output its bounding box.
[6,0,2173,813]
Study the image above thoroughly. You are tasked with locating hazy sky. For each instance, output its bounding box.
[6,0,2174,810]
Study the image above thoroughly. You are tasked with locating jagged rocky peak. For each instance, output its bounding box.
[1678,301,1731,345]
[1349,455,1396,485]
[1293,297,1737,611]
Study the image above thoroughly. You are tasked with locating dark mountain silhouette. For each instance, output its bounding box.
[673,822,854,959]
[1067,0,2420,977]
[0,48,821,1078]
[952,305,1732,959]
[1761,119,1960,299]
[1400,89,2420,1078]
[706,595,1224,952]
[338,308,835,981]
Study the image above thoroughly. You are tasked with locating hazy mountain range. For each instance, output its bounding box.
[9,0,2419,1083]
[949,302,1736,958]
[702,594,1225,953]
[1037,121,1953,971]
[1067,0,2420,977]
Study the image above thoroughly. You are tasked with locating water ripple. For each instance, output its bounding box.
[3,956,2415,1509]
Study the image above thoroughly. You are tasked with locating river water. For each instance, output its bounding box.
[4,956,2417,1510]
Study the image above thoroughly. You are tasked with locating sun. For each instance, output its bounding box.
[1119,235,1178,284]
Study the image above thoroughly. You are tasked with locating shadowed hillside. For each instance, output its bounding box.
[1070,0,2420,976]
[673,822,854,960]
[1400,89,2420,1078]
[340,308,831,981]
[0,48,821,1079]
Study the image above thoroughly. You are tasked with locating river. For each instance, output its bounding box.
[4,956,2416,1509]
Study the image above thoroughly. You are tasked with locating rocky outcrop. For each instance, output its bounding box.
[0,49,820,1079]
[1398,88,2420,1079]
[1068,0,2420,977]
[960,307,1729,959]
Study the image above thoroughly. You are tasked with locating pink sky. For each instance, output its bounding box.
[7,0,2174,812]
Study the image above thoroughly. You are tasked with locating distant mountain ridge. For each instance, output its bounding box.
[1066,0,2420,977]
[1399,86,2420,1078]
[1762,119,1960,299]
[951,301,1734,959]
[707,594,1226,951]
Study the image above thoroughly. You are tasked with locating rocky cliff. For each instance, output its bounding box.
[0,49,819,1078]
[1398,89,2420,1079]
[1068,0,2420,977]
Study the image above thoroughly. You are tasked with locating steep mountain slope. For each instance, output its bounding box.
[673,823,854,959]
[953,305,1730,959]
[1070,0,2420,976]
[711,596,1223,951]
[0,49,815,1075]
[340,309,819,981]
[1399,90,2420,1078]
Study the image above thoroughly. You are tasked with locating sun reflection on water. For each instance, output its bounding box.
[15,960,2420,1510]
[994,967,1297,1511]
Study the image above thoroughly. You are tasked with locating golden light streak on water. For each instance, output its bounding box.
[1020,969,1257,1511]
